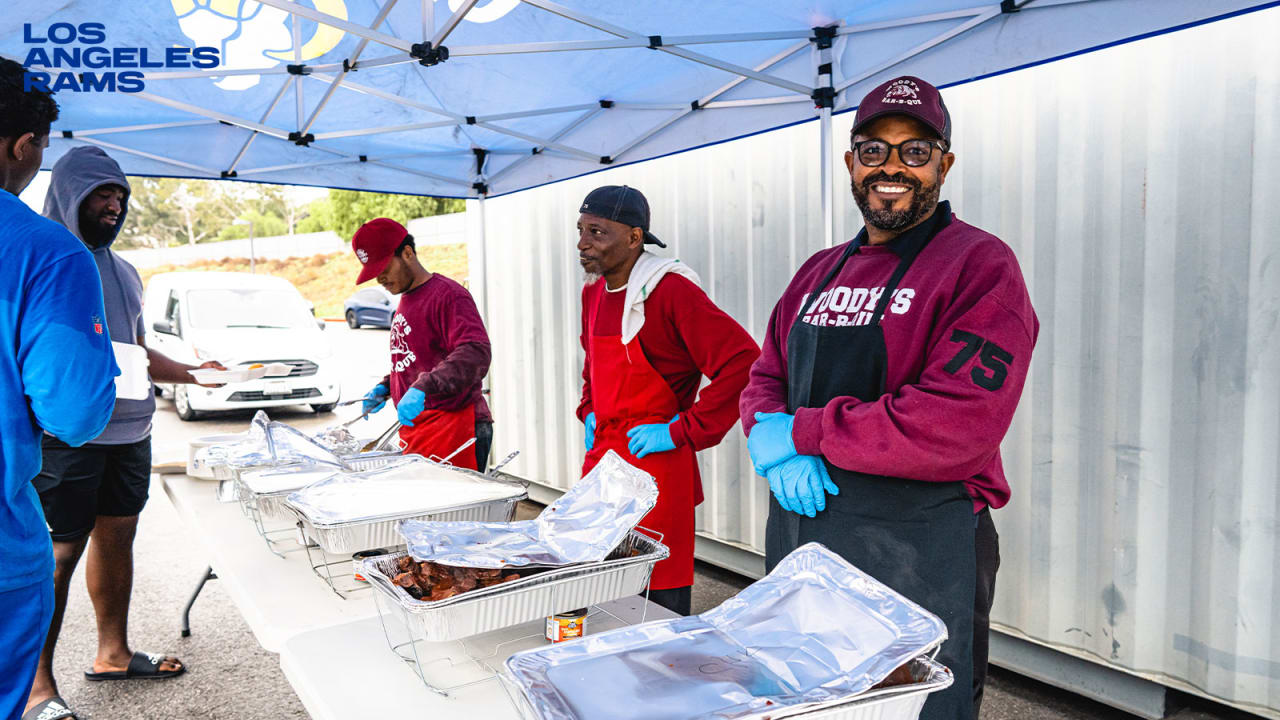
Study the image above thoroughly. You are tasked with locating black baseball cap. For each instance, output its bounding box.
[578,185,665,248]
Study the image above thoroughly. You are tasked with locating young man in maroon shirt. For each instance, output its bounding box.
[576,185,759,616]
[741,76,1038,720]
[353,218,493,470]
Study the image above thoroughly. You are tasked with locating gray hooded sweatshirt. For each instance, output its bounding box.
[43,146,153,444]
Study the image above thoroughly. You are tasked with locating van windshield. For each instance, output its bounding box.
[186,289,314,330]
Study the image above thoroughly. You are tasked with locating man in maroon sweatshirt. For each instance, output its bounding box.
[576,185,759,616]
[353,218,492,470]
[740,76,1038,720]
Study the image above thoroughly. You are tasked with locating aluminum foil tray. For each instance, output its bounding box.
[504,543,948,720]
[236,465,338,521]
[364,530,668,643]
[785,657,951,720]
[502,656,949,720]
[292,495,523,555]
[236,455,410,522]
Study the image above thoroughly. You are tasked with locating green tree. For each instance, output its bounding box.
[301,189,463,240]
[119,177,238,248]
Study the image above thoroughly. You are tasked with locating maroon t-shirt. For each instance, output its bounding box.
[382,274,492,422]
[740,211,1038,511]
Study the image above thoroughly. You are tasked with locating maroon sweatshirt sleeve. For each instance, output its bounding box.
[790,245,1037,481]
[658,277,761,452]
[409,282,491,399]
[738,300,792,437]
[576,284,594,423]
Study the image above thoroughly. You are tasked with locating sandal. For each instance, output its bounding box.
[21,696,78,720]
[83,651,185,681]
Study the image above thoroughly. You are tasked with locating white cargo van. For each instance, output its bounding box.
[144,272,340,420]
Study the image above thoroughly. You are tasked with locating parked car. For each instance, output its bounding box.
[144,272,341,420]
[343,286,397,329]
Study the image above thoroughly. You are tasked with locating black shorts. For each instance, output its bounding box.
[33,435,152,542]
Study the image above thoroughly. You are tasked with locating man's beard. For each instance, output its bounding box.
[79,213,116,248]
[852,170,939,232]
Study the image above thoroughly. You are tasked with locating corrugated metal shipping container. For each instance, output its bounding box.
[474,9,1279,717]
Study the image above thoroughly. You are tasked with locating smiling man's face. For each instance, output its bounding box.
[78,183,126,247]
[846,115,954,240]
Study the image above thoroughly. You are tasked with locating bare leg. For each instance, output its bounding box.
[25,537,89,713]
[85,514,181,674]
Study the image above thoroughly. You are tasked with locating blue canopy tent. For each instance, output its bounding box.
[2,0,1275,247]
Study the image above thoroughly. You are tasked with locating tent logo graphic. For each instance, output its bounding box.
[170,0,349,91]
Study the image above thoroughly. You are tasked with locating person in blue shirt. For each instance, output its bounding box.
[0,58,118,720]
[24,146,225,719]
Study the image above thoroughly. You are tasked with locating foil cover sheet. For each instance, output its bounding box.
[399,450,658,568]
[285,458,526,527]
[504,543,947,720]
[239,465,342,496]
[196,411,343,470]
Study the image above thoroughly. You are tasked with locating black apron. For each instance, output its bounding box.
[767,214,975,720]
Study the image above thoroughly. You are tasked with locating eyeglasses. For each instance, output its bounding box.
[851,139,947,168]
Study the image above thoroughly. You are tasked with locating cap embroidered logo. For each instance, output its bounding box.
[356,248,369,263]
[883,79,922,106]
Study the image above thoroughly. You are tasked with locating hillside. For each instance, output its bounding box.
[136,244,469,318]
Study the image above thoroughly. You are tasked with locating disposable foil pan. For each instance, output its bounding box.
[237,455,410,522]
[504,543,948,720]
[289,493,525,555]
[785,657,952,720]
[363,530,668,643]
[502,656,950,720]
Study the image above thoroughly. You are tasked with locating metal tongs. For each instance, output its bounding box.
[360,420,402,453]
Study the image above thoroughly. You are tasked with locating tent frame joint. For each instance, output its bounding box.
[288,131,316,146]
[409,41,450,66]
[811,86,836,109]
[472,181,489,195]
[599,155,613,165]
[61,130,73,139]
[812,25,838,49]
[647,35,663,49]
[342,58,358,72]
[598,99,614,109]
[1001,0,1023,13]
[220,170,238,179]
[286,63,311,76]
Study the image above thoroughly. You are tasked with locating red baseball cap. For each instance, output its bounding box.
[851,75,951,146]
[352,218,408,285]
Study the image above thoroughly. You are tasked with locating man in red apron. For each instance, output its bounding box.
[741,77,1038,720]
[576,186,759,616]
[352,218,492,471]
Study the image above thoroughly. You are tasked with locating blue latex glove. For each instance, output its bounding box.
[397,387,426,427]
[767,455,839,517]
[748,411,797,476]
[584,412,597,451]
[362,384,389,415]
[626,415,679,459]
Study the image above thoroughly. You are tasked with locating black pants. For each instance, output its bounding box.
[973,507,1001,716]
[475,420,493,471]
[645,585,691,616]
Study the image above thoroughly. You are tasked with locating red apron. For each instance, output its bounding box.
[581,298,701,590]
[398,405,478,471]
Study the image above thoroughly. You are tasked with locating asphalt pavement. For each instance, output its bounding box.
[37,323,1257,720]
